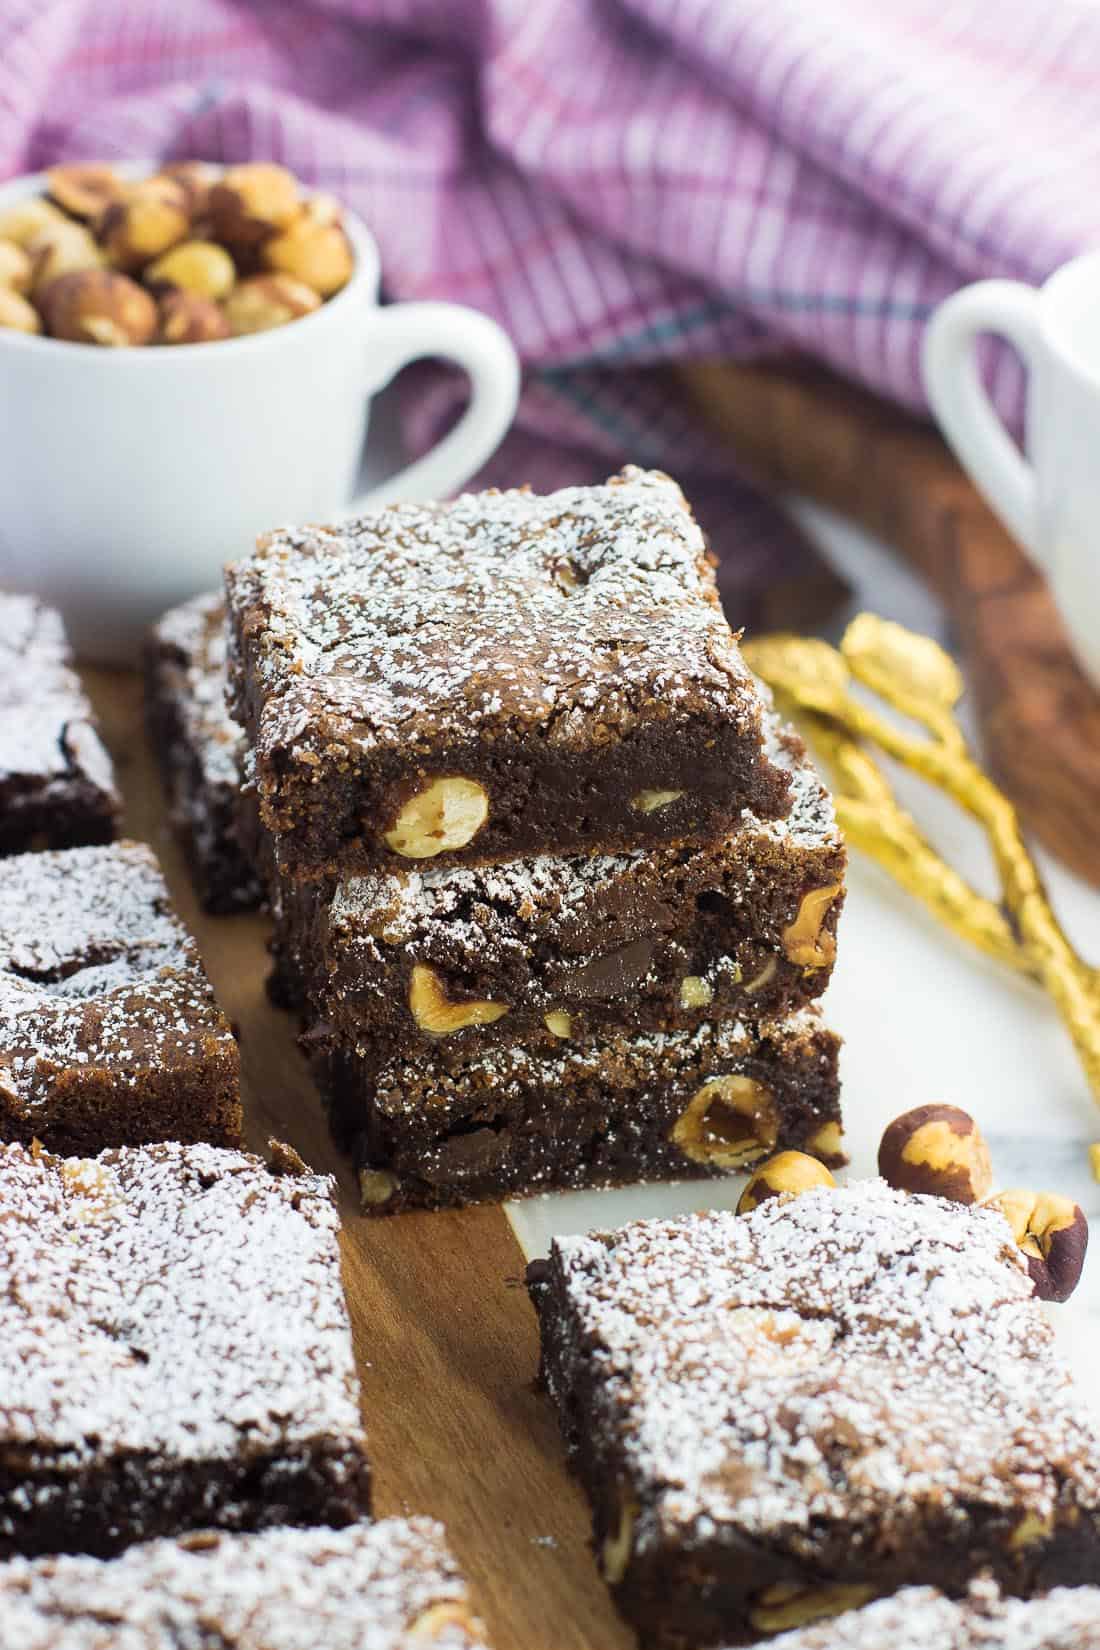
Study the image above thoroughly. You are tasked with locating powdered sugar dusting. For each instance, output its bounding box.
[0,1140,367,1470]
[762,1577,1100,1648]
[0,593,119,817]
[226,467,761,759]
[152,591,243,791]
[546,1182,1100,1558]
[0,1519,487,1650]
[0,843,235,1126]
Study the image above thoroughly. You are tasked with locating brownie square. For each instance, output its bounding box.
[751,1578,1100,1648]
[528,1181,1100,1649]
[331,1007,842,1214]
[271,716,845,1062]
[0,1519,488,1648]
[0,841,241,1153]
[225,468,792,879]
[145,592,262,915]
[0,593,120,856]
[0,1139,371,1560]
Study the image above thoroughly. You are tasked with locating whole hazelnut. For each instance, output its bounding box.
[262,213,354,297]
[154,161,214,217]
[0,239,32,294]
[208,163,301,251]
[986,1188,1089,1303]
[0,196,67,248]
[223,273,321,335]
[96,179,190,272]
[156,290,231,345]
[27,220,102,295]
[39,269,157,346]
[877,1103,993,1205]
[46,163,125,221]
[737,1150,836,1215]
[0,287,41,334]
[145,240,236,300]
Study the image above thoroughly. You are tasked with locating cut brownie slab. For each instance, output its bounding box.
[0,593,120,856]
[145,592,262,915]
[760,1578,1100,1649]
[528,1181,1100,1650]
[225,467,792,879]
[332,1007,841,1214]
[0,1519,488,1649]
[0,841,241,1152]
[272,717,845,1060]
[0,1139,370,1560]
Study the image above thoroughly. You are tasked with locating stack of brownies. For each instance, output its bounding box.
[217,467,846,1213]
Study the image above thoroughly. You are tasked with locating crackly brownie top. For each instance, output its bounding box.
[0,844,233,1114]
[373,1006,827,1116]
[0,594,117,796]
[0,1519,487,1650]
[151,592,241,790]
[0,1140,365,1468]
[546,1182,1100,1550]
[327,715,839,952]
[226,467,764,756]
[762,1578,1100,1648]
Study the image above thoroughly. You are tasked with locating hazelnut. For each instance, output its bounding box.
[0,240,31,294]
[262,213,354,297]
[408,1601,480,1643]
[679,974,713,1009]
[544,1010,572,1038]
[806,1120,845,1164]
[39,270,157,347]
[156,291,231,345]
[630,788,684,813]
[27,220,102,294]
[600,1495,636,1585]
[60,1156,122,1223]
[0,196,67,247]
[0,287,40,334]
[223,273,321,335]
[670,1075,778,1169]
[408,964,508,1036]
[782,882,842,969]
[1090,1143,1100,1183]
[552,557,581,593]
[878,1104,993,1205]
[145,239,236,299]
[986,1188,1088,1303]
[742,956,778,995]
[46,163,125,221]
[358,1167,400,1210]
[208,162,301,250]
[1008,1510,1054,1551]
[748,1581,875,1633]
[155,161,215,216]
[97,182,190,272]
[737,1150,836,1215]
[383,776,489,859]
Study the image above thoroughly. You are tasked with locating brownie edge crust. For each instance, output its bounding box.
[0,1140,370,1560]
[528,1182,1100,1649]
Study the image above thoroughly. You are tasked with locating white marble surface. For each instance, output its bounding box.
[506,502,1100,1407]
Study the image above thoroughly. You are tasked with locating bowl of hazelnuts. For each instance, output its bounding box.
[0,160,518,660]
[0,160,355,345]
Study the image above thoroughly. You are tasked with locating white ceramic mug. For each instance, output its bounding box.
[0,168,520,661]
[923,251,1100,685]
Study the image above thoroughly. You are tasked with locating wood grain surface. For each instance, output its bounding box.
[83,666,631,1650]
[679,359,1100,888]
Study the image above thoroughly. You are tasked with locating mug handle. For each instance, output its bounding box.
[922,280,1042,561]
[347,301,520,511]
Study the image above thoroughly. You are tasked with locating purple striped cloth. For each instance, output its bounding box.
[5,0,1099,615]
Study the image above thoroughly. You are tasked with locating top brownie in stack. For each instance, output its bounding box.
[224,467,792,879]
[0,593,120,856]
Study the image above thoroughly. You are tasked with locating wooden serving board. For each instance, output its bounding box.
[679,360,1100,889]
[84,666,633,1650]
